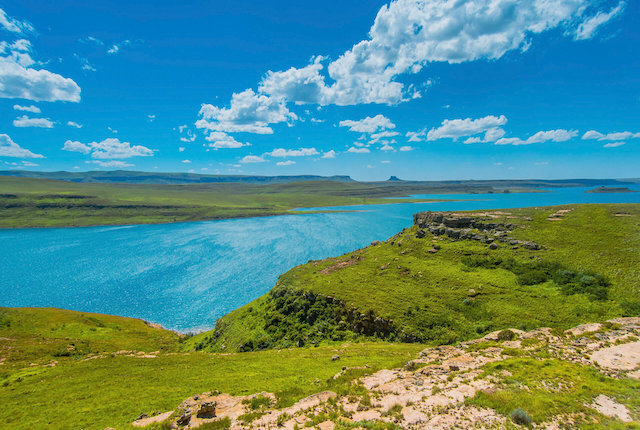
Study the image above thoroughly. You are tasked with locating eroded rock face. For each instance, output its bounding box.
[413,211,543,249]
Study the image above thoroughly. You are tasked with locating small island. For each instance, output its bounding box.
[586,186,637,193]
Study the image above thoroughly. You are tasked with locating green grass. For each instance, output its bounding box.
[195,204,639,352]
[0,307,180,372]
[0,307,422,429]
[468,357,640,426]
[0,176,467,228]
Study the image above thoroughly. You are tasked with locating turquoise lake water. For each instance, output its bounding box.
[1,185,640,332]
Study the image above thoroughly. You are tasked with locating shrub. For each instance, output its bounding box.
[510,408,532,426]
[497,329,516,341]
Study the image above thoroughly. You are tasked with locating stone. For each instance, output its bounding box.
[197,401,216,418]
[371,240,380,246]
[488,243,498,250]
[332,355,340,361]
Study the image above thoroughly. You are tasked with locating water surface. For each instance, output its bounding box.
[2,185,639,331]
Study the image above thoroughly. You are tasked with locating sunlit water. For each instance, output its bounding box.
[1,185,639,332]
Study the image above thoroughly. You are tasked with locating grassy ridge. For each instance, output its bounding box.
[193,204,640,352]
[0,307,421,429]
[0,176,478,228]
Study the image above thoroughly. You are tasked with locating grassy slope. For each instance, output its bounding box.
[0,176,487,228]
[193,204,640,352]
[0,307,421,429]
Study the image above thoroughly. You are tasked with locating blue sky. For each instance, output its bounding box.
[1,0,638,181]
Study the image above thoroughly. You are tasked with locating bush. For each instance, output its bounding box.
[497,329,516,341]
[510,408,532,426]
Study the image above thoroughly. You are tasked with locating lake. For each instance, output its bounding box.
[2,185,640,332]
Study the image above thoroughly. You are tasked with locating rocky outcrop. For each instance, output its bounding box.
[131,318,640,429]
[413,211,542,249]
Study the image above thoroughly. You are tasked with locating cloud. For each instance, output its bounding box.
[464,127,506,143]
[240,155,266,163]
[181,159,191,163]
[178,147,185,152]
[0,8,34,34]
[369,130,399,144]
[339,114,395,133]
[67,121,82,128]
[603,141,625,148]
[148,114,155,122]
[89,160,133,168]
[399,146,414,151]
[13,104,39,113]
[0,133,43,158]
[582,130,640,141]
[575,1,625,40]
[1,37,81,102]
[196,89,296,135]
[13,115,54,128]
[380,143,395,151]
[494,129,578,145]
[266,147,319,157]
[62,138,154,159]
[381,160,391,163]
[322,150,336,159]
[255,0,607,107]
[425,115,507,141]
[276,160,296,166]
[74,54,96,72]
[62,140,91,154]
[347,147,370,153]
[22,160,38,167]
[204,131,248,149]
[78,36,104,46]
[107,40,131,55]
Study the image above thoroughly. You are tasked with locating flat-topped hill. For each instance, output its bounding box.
[190,204,640,353]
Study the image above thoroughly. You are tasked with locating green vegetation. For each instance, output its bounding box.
[0,176,476,228]
[469,358,640,425]
[0,307,421,429]
[194,204,639,352]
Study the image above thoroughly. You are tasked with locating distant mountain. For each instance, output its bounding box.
[0,170,355,185]
[387,176,404,182]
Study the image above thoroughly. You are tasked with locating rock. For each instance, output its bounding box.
[467,289,478,297]
[197,401,216,418]
[332,355,340,361]
[590,395,632,422]
[176,411,191,426]
[488,243,498,250]
[135,414,149,420]
[428,248,439,253]
[371,240,380,246]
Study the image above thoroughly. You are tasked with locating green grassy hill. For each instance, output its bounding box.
[0,307,420,429]
[189,204,640,353]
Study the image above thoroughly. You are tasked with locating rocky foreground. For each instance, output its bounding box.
[129,317,640,429]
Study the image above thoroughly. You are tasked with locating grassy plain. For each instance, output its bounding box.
[0,307,421,429]
[194,204,640,352]
[0,176,486,228]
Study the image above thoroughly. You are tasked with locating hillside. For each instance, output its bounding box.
[190,204,640,353]
[0,307,420,429]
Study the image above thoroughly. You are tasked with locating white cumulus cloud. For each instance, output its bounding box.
[13,115,54,128]
[425,115,507,141]
[347,147,370,154]
[240,155,266,163]
[276,160,296,166]
[205,131,248,149]
[67,121,82,128]
[1,32,81,102]
[339,114,395,133]
[322,150,336,159]
[62,138,154,159]
[266,147,319,157]
[0,133,43,158]
[494,129,578,145]
[13,104,40,113]
[196,89,296,136]
[582,130,640,141]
